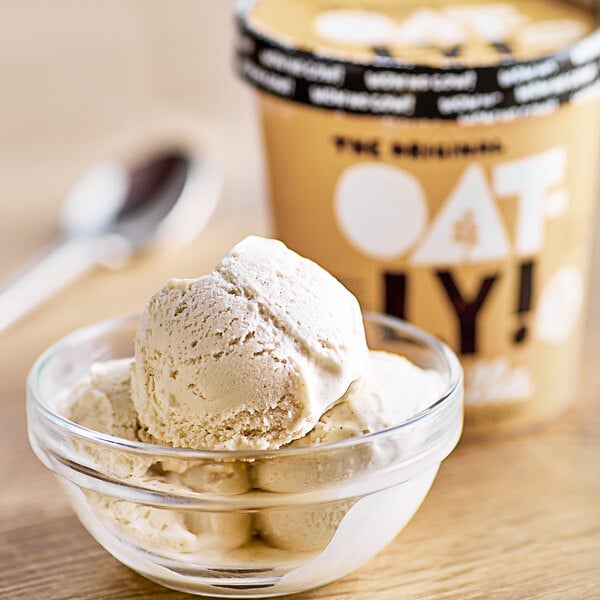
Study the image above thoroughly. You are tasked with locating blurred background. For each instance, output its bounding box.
[0,0,267,322]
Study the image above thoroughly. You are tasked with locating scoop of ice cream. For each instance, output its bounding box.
[59,360,252,551]
[91,495,201,553]
[255,499,354,553]
[88,493,252,554]
[292,350,444,446]
[58,358,138,440]
[131,236,369,450]
[252,351,443,552]
[55,358,156,478]
[252,350,443,493]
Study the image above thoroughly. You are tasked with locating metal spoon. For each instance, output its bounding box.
[0,149,221,333]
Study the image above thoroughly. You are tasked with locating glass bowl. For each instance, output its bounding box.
[27,312,463,598]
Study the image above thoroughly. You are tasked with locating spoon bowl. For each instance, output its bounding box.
[0,147,221,332]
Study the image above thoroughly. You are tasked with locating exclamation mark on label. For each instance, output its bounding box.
[384,272,407,320]
[514,260,535,344]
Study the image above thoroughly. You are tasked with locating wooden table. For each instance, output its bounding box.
[1,2,600,598]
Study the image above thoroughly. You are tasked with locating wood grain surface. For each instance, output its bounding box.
[1,2,600,599]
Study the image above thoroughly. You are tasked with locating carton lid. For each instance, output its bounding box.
[235,0,600,121]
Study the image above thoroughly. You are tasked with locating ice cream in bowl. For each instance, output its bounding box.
[27,236,463,597]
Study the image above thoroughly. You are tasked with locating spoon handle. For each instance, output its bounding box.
[0,237,98,333]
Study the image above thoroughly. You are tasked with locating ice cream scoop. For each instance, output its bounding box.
[57,358,138,441]
[131,236,369,450]
[252,350,445,489]
[251,351,444,552]
[292,350,445,446]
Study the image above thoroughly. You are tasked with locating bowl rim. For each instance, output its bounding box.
[27,311,463,460]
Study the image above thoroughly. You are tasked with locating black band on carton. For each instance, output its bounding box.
[235,16,600,122]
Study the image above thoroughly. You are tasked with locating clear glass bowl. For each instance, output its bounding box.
[27,312,463,598]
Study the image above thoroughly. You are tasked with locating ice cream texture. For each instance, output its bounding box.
[58,358,138,441]
[292,350,443,447]
[56,235,444,558]
[131,235,369,450]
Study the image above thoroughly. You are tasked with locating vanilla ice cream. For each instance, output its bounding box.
[54,235,451,573]
[58,358,138,440]
[131,236,368,450]
[57,358,156,478]
[292,350,444,446]
[59,362,253,552]
[252,350,444,552]
[253,350,443,493]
